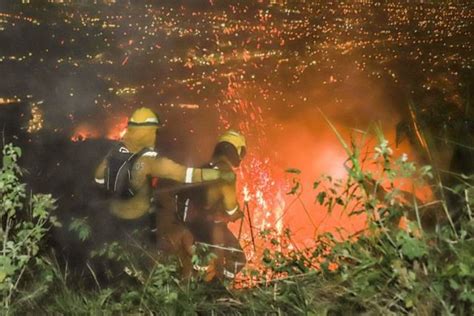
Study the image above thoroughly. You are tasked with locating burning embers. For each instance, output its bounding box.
[0,97,21,105]
[27,102,44,133]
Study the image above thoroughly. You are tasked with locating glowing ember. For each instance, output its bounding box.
[27,102,44,133]
[0,97,21,105]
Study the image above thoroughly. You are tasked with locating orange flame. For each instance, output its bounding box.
[106,116,129,140]
[70,116,128,142]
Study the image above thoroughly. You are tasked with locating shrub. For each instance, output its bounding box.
[0,143,59,313]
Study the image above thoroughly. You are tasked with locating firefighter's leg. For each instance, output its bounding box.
[222,226,246,278]
[156,221,195,278]
[207,222,228,280]
[154,196,196,278]
[187,219,219,280]
[177,224,194,278]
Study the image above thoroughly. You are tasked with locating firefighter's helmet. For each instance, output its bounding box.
[216,130,246,166]
[218,130,246,157]
[128,107,160,127]
[122,107,160,152]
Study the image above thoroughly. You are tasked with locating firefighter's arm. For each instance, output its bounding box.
[146,157,235,183]
[221,183,244,222]
[94,159,106,185]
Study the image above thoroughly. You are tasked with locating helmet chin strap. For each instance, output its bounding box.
[228,152,242,168]
[212,152,240,169]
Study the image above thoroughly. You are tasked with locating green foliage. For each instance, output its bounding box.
[3,133,473,315]
[251,134,473,315]
[0,143,58,313]
[68,217,91,242]
[395,230,428,260]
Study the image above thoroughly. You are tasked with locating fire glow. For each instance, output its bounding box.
[71,116,128,142]
[71,123,100,142]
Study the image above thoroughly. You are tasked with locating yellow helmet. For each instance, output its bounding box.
[128,107,160,127]
[218,130,246,158]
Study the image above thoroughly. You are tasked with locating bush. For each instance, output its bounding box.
[0,143,59,313]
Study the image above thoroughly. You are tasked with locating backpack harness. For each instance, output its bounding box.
[104,143,156,198]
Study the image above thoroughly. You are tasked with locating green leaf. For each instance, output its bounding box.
[13,146,22,158]
[458,263,471,277]
[449,279,460,290]
[396,232,428,260]
[287,180,301,195]
[285,168,301,175]
[316,192,327,205]
[460,289,474,303]
[3,156,12,168]
[69,217,91,241]
[165,291,178,303]
[0,256,16,277]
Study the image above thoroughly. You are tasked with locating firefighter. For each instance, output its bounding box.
[177,130,247,281]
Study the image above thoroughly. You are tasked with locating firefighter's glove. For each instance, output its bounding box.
[220,171,236,183]
[201,169,221,181]
[201,169,235,183]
